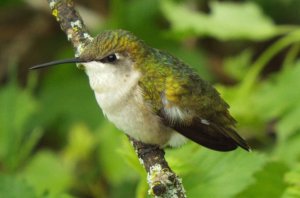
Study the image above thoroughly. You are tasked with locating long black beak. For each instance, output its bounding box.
[29,58,86,70]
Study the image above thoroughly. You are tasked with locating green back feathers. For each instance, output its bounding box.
[139,48,236,127]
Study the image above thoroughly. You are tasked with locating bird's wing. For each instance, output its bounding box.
[157,88,250,151]
[139,49,250,151]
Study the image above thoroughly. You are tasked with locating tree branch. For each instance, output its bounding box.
[46,0,186,197]
[47,0,92,55]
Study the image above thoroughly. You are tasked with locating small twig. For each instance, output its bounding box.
[45,0,186,197]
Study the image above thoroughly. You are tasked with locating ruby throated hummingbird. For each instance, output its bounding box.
[31,30,250,152]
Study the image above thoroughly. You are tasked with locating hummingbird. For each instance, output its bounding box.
[31,29,250,152]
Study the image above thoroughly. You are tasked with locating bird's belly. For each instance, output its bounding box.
[94,87,173,146]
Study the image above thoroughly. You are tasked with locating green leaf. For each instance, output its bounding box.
[21,151,72,196]
[274,132,300,166]
[96,122,138,185]
[224,50,253,81]
[0,80,38,170]
[42,193,77,198]
[237,161,288,198]
[166,144,267,198]
[282,164,300,198]
[0,174,36,198]
[161,1,278,41]
[118,136,145,176]
[135,179,149,198]
[62,123,97,163]
[255,63,300,140]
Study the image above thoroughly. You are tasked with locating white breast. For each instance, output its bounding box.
[83,61,175,146]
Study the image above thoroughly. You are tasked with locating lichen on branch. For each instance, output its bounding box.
[47,0,92,55]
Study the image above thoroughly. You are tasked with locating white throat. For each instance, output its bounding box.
[83,61,141,109]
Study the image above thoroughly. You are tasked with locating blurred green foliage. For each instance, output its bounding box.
[1,0,300,197]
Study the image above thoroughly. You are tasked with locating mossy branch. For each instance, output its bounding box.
[46,0,186,197]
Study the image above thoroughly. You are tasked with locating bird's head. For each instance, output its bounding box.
[30,29,148,72]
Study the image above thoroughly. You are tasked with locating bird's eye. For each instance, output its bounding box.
[101,54,117,63]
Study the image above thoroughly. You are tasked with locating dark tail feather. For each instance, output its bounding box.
[219,126,251,151]
[172,121,250,152]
